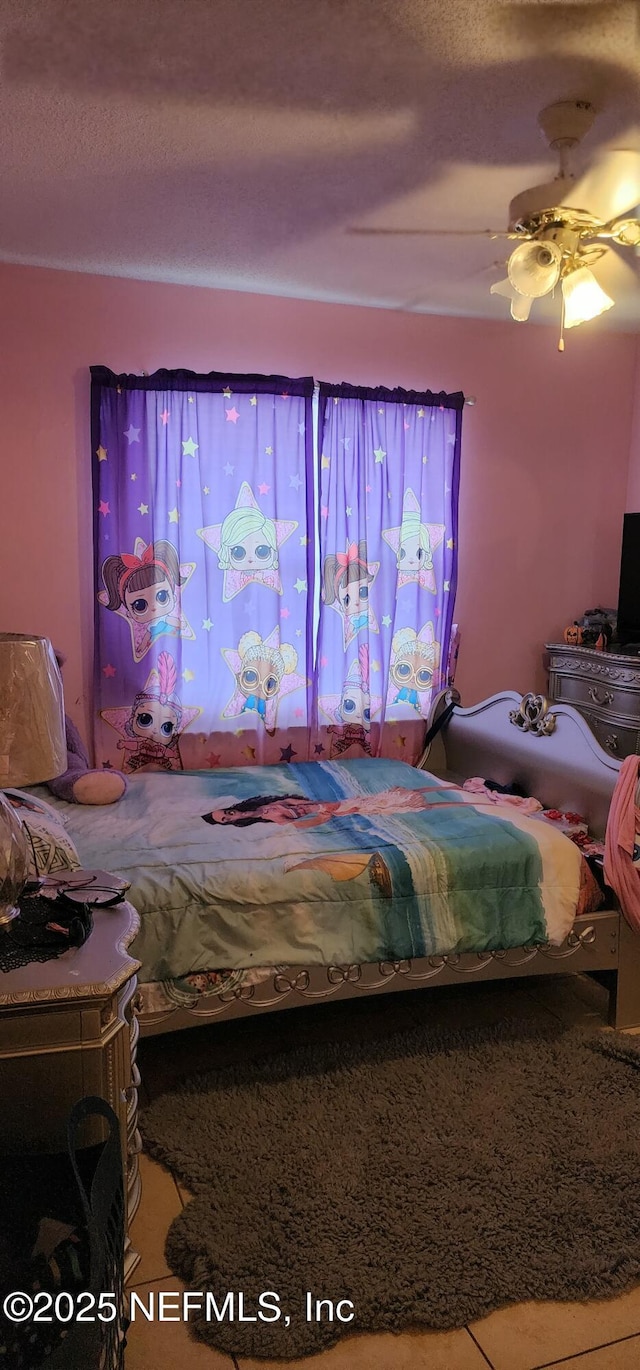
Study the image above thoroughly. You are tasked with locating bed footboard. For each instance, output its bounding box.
[137,908,625,1036]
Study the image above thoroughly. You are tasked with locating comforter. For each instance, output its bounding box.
[37,758,591,983]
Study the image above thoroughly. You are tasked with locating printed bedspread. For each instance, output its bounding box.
[37,758,591,985]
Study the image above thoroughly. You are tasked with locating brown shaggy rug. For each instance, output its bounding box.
[141,1017,640,1360]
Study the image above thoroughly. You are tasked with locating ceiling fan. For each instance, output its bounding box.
[348,100,640,350]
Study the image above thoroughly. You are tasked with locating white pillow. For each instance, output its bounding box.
[3,789,81,878]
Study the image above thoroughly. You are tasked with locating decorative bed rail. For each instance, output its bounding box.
[138,910,623,1034]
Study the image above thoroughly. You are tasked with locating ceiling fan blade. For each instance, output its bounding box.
[589,245,639,297]
[346,227,516,238]
[497,2,633,43]
[472,258,508,277]
[563,150,640,224]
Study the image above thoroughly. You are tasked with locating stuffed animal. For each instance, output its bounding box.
[45,651,127,805]
[47,714,127,805]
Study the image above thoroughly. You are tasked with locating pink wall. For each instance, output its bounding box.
[0,261,637,745]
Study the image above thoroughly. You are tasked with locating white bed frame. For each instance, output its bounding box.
[138,689,640,1037]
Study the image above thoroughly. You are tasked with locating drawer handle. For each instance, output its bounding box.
[588,686,614,705]
[605,733,619,752]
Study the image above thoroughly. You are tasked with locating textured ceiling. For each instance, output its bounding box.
[1,0,639,326]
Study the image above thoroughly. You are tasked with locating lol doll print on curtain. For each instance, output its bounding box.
[314,381,462,765]
[91,367,314,770]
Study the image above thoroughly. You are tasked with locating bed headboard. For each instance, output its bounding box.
[420,689,621,838]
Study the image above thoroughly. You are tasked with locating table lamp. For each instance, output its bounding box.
[0,634,67,925]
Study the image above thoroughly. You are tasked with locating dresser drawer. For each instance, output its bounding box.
[552,671,640,722]
[578,707,640,758]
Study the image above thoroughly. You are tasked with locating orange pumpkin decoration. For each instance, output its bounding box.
[563,624,583,646]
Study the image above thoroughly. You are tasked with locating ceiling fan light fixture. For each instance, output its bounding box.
[561,266,615,329]
[610,218,640,248]
[490,278,533,321]
[510,294,534,322]
[507,240,563,298]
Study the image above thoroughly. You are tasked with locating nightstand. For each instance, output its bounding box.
[0,900,142,1281]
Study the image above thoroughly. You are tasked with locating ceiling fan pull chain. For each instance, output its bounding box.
[558,296,566,353]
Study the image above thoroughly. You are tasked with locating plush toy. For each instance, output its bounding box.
[45,652,127,805]
[47,715,127,805]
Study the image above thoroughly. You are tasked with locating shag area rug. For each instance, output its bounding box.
[141,1018,640,1360]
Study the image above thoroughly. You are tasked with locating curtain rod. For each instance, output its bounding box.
[141,372,476,403]
[311,380,476,405]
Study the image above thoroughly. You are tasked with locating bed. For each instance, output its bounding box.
[30,688,640,1036]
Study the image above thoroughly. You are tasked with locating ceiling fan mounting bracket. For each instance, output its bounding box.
[512,207,601,236]
[508,176,603,232]
[537,100,596,151]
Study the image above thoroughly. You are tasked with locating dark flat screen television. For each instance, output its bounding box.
[617,512,640,650]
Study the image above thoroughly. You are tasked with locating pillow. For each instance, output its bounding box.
[3,789,81,878]
[575,855,605,916]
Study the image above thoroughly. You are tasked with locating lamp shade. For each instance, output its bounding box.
[562,267,614,329]
[490,278,533,321]
[507,240,562,298]
[0,634,67,786]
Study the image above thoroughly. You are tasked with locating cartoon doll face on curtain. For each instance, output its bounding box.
[319,644,381,756]
[322,541,379,648]
[381,489,445,593]
[340,669,370,726]
[220,507,278,572]
[197,482,297,601]
[398,515,433,571]
[387,624,441,716]
[221,629,310,737]
[100,652,203,772]
[98,539,196,662]
[126,693,183,770]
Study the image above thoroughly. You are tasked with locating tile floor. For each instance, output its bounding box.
[126,974,640,1369]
